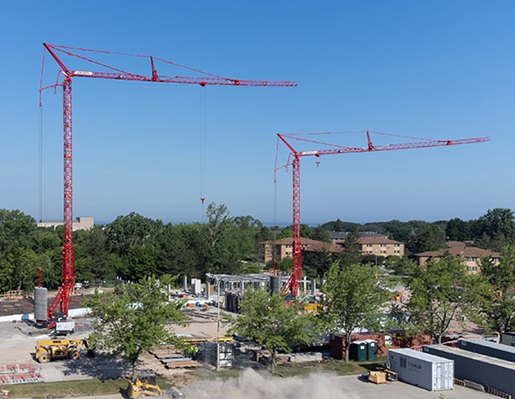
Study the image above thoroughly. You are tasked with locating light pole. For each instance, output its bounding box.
[206,273,221,371]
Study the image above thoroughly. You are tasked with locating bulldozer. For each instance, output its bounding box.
[35,338,89,363]
[128,373,163,399]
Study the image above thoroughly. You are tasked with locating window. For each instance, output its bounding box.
[367,244,372,248]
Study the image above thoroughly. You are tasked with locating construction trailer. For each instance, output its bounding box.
[424,344,515,398]
[388,348,454,391]
[459,338,515,362]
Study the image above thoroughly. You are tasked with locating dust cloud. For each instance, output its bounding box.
[182,369,361,399]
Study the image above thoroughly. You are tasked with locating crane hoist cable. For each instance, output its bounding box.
[38,48,46,224]
[200,86,207,221]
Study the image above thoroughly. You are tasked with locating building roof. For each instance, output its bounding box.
[358,236,403,245]
[271,237,325,246]
[303,242,343,253]
[415,246,500,259]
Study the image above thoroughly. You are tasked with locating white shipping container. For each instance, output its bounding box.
[388,348,454,391]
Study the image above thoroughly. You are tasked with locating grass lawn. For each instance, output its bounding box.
[187,356,387,381]
[6,377,173,399]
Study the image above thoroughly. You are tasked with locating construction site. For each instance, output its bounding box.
[0,277,500,399]
[0,28,506,399]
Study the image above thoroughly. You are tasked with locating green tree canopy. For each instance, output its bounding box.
[446,218,471,242]
[406,256,468,343]
[407,224,447,254]
[472,208,515,251]
[320,262,389,362]
[338,230,362,268]
[467,246,515,334]
[227,288,316,373]
[85,275,186,371]
[0,209,36,254]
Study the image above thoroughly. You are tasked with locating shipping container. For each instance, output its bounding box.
[424,344,515,398]
[459,338,515,362]
[388,348,454,391]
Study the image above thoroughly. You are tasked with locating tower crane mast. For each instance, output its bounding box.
[42,43,297,319]
[276,131,490,296]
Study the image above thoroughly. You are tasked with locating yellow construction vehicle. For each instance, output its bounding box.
[35,338,89,363]
[128,373,163,399]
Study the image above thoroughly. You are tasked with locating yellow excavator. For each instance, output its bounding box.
[128,374,163,399]
[35,338,90,363]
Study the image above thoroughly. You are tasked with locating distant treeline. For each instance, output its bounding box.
[0,205,513,292]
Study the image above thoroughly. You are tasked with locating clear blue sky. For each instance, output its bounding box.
[1,1,514,226]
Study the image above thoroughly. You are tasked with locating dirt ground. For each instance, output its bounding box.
[0,305,229,385]
[0,306,499,399]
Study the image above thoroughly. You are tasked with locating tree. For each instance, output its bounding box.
[312,227,331,243]
[406,256,468,343]
[472,208,515,251]
[407,224,447,254]
[0,247,38,291]
[381,220,415,243]
[320,262,389,362]
[74,226,113,282]
[233,216,263,262]
[446,218,471,242]
[0,209,36,254]
[104,213,160,258]
[85,275,186,372]
[204,203,242,274]
[338,230,362,267]
[467,246,515,334]
[303,248,333,278]
[227,288,316,373]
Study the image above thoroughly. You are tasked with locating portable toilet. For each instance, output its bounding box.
[365,339,378,361]
[349,341,367,361]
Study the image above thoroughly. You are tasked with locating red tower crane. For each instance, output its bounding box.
[276,131,490,296]
[41,43,297,319]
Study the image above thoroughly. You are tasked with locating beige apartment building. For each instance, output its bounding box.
[358,236,405,257]
[37,216,94,231]
[331,232,405,258]
[261,237,326,263]
[415,246,501,274]
[261,233,404,263]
